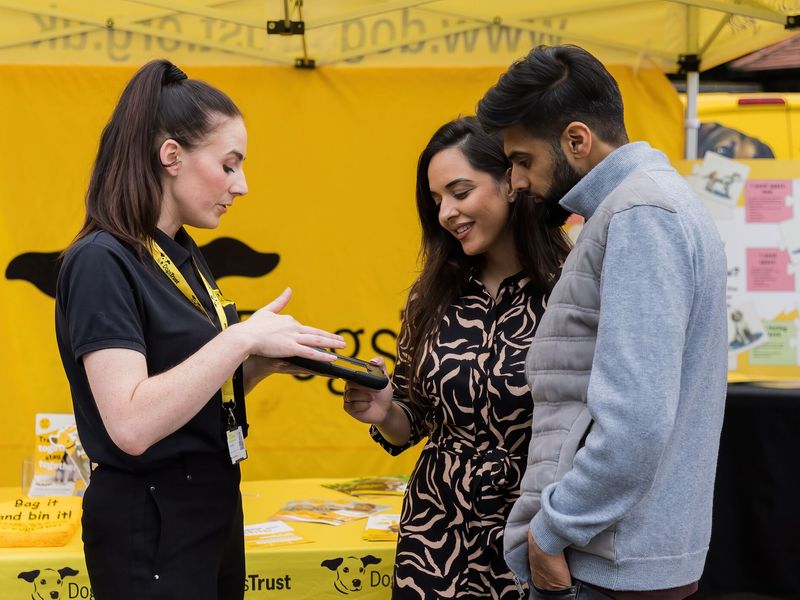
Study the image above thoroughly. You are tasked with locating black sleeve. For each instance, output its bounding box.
[58,240,146,360]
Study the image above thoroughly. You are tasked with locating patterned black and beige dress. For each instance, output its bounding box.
[371,272,548,599]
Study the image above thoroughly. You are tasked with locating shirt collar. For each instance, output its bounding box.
[559,141,667,219]
[468,269,528,296]
[154,227,192,267]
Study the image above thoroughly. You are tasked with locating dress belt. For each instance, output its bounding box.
[424,436,523,493]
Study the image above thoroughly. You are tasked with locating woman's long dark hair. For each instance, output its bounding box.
[405,117,572,397]
[69,59,241,259]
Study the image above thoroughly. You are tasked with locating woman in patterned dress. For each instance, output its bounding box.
[342,117,572,599]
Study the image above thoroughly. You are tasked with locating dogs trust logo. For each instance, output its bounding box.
[17,567,79,600]
[320,555,382,595]
[5,237,280,303]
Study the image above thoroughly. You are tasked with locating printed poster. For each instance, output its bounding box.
[29,414,91,497]
[687,151,751,220]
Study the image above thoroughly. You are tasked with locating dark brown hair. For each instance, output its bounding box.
[70,59,241,258]
[404,117,572,396]
[477,45,628,147]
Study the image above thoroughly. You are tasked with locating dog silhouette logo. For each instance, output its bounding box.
[320,555,382,595]
[17,567,79,600]
[5,237,279,300]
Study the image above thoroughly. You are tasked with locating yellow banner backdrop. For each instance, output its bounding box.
[0,64,682,487]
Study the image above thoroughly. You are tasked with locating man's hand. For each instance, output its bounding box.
[528,530,572,590]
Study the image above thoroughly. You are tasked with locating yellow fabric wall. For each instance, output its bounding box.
[0,65,683,486]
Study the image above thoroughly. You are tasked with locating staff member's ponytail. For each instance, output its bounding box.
[72,60,240,259]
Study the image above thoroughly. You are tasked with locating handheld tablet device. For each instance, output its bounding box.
[285,351,389,390]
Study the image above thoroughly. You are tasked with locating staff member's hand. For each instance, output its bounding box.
[342,358,393,425]
[528,530,572,590]
[237,287,345,360]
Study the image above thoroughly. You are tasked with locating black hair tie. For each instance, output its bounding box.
[163,64,188,85]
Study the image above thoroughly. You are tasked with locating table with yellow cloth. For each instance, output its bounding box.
[0,479,401,600]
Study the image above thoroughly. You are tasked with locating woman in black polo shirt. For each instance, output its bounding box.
[55,60,343,600]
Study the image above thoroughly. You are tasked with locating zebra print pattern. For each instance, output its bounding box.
[372,272,548,599]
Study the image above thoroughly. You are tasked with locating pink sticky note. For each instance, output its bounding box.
[745,180,793,223]
[747,248,795,291]
[566,213,585,226]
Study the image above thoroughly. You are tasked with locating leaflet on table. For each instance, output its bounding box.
[322,476,408,496]
[270,499,390,526]
[243,520,309,548]
[29,414,91,497]
[362,514,401,542]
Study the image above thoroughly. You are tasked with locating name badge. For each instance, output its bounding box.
[226,426,248,464]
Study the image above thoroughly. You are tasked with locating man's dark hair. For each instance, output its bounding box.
[477,45,628,147]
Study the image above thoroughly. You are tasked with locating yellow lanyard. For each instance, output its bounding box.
[150,240,236,409]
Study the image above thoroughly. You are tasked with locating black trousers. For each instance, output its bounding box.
[529,581,614,600]
[81,453,245,600]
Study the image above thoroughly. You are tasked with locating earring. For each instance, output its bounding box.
[161,158,181,168]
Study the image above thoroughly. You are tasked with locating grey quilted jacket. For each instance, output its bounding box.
[504,143,728,591]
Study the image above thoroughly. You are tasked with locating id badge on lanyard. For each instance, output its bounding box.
[150,239,246,464]
[222,380,246,465]
[226,407,248,464]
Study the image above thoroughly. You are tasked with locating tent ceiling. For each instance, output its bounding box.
[0,0,796,69]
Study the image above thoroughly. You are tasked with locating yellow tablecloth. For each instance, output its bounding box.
[0,479,401,599]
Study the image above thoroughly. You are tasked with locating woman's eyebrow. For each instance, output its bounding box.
[445,178,473,189]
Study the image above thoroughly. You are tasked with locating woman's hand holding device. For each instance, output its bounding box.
[342,358,393,424]
[342,358,411,447]
[284,352,389,389]
[238,289,396,393]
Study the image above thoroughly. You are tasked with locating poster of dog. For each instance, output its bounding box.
[688,151,751,216]
[728,303,768,355]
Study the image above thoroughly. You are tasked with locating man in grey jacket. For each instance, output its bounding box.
[476,45,728,599]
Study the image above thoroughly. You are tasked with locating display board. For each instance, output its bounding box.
[676,157,800,383]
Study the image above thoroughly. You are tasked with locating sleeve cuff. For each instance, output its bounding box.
[74,338,146,360]
[531,510,571,555]
[369,402,420,456]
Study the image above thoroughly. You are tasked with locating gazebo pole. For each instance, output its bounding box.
[683,5,701,160]
[685,69,700,160]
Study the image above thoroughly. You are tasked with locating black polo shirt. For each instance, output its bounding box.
[55,228,247,473]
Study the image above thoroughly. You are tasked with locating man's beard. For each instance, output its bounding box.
[515,146,582,227]
[544,146,582,225]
